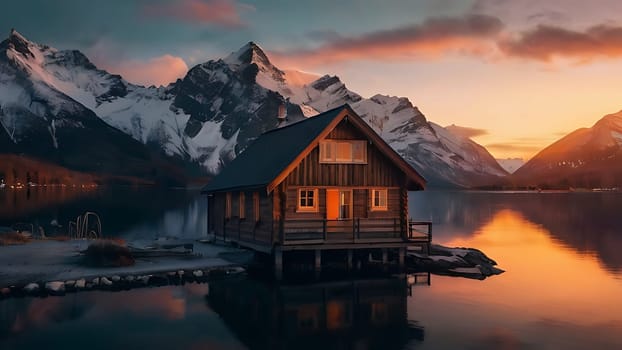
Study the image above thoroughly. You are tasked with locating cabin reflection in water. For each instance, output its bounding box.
[206,277,426,349]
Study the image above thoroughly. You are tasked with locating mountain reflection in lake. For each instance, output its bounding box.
[409,191,622,349]
[0,187,207,240]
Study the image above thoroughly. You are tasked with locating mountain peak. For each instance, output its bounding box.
[224,41,272,68]
[595,110,622,130]
[5,29,35,58]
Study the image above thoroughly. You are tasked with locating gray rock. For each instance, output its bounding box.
[65,280,76,287]
[111,275,121,282]
[193,270,204,278]
[100,277,113,286]
[91,277,100,286]
[24,283,40,294]
[75,279,86,289]
[45,281,65,295]
[125,275,135,282]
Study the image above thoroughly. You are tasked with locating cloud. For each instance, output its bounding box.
[142,0,251,28]
[445,124,488,139]
[485,142,543,154]
[102,55,189,87]
[499,24,622,61]
[271,14,504,67]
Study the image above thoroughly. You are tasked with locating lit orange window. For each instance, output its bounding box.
[319,140,366,164]
[371,189,388,211]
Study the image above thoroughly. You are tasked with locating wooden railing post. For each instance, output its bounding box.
[278,217,284,244]
[357,218,360,240]
[428,222,433,242]
[223,217,227,242]
[322,219,327,241]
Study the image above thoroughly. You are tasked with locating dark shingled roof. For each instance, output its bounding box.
[202,105,347,193]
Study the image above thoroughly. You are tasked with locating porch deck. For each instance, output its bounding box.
[280,218,432,247]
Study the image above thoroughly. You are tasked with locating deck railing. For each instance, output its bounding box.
[408,220,432,242]
[281,217,432,244]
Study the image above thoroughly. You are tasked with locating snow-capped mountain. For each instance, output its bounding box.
[0,30,184,184]
[514,111,622,188]
[267,70,507,186]
[0,31,507,187]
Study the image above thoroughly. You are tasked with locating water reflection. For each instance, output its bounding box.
[0,187,206,240]
[206,277,424,350]
[410,191,622,274]
[0,277,421,350]
[409,208,622,349]
[0,284,244,350]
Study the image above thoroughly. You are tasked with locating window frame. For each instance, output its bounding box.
[253,192,260,222]
[319,140,367,164]
[239,192,246,219]
[225,192,232,219]
[370,189,388,211]
[297,188,319,212]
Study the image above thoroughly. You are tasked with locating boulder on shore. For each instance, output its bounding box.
[407,244,504,280]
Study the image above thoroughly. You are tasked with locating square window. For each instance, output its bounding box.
[298,189,318,212]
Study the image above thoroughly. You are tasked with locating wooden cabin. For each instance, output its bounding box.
[202,104,431,276]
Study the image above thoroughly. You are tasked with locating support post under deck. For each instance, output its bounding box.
[347,249,353,270]
[274,247,283,281]
[314,250,322,274]
[399,247,406,270]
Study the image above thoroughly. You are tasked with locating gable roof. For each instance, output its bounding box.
[202,104,426,194]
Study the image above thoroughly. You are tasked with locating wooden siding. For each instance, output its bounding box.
[209,190,274,245]
[283,187,400,221]
[283,120,405,188]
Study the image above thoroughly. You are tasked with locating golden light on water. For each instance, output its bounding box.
[435,209,622,325]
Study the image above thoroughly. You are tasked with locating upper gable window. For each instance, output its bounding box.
[320,140,367,164]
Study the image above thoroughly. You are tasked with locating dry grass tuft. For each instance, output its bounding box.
[0,232,32,246]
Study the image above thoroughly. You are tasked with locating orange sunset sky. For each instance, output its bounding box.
[4,0,622,161]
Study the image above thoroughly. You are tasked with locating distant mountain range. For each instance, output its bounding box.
[0,30,513,187]
[5,29,622,189]
[513,111,622,188]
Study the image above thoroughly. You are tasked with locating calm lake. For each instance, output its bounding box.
[1,189,622,349]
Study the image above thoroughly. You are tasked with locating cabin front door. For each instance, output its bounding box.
[326,189,352,220]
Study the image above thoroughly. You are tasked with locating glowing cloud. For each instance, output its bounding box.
[499,24,622,61]
[104,54,189,87]
[143,0,250,28]
[445,124,489,139]
[272,14,504,67]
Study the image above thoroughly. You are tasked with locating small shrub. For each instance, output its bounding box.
[83,240,135,267]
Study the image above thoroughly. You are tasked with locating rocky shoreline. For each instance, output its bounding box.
[0,239,504,300]
[0,266,245,299]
